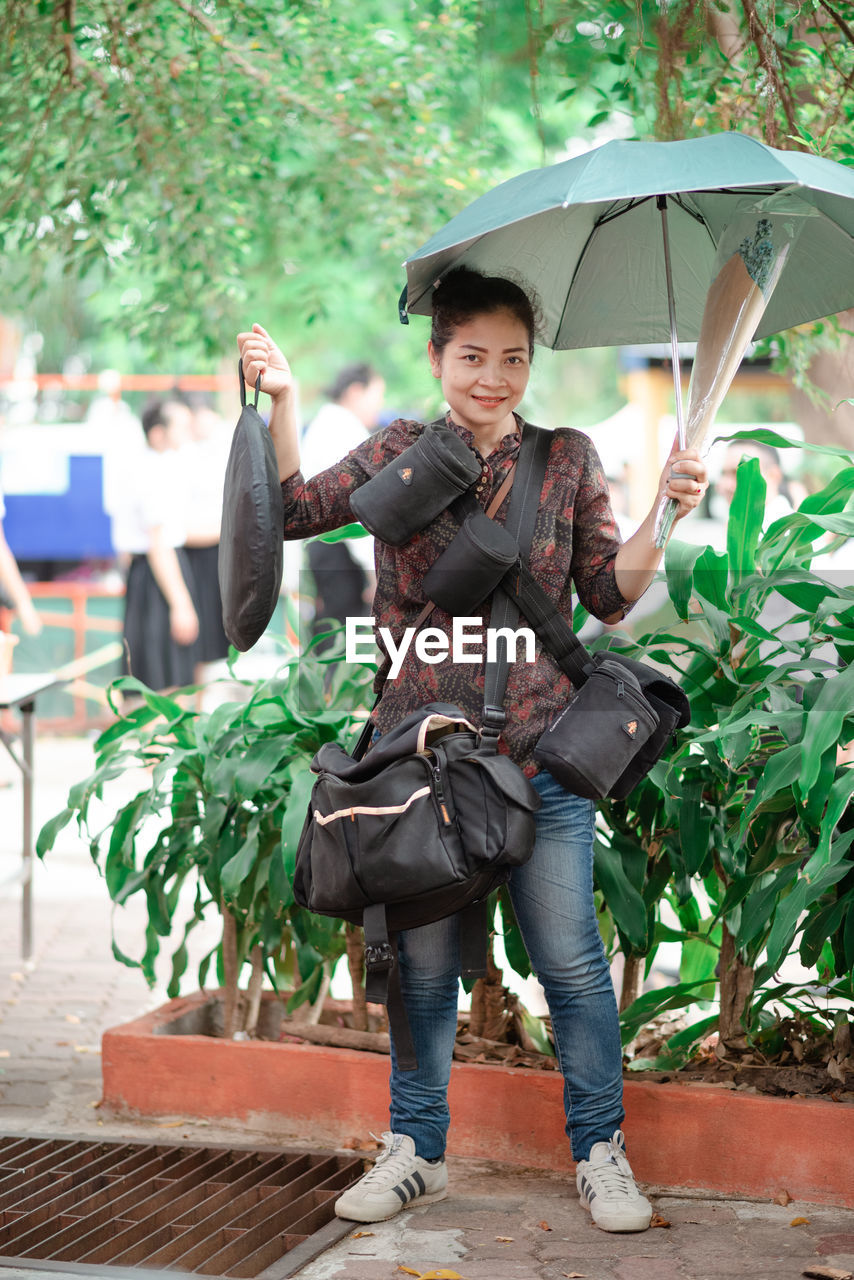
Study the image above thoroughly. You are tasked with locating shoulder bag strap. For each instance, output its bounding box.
[458,426,595,689]
[479,425,549,741]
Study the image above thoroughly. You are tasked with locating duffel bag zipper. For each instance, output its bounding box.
[430,759,452,825]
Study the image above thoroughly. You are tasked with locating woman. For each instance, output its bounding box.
[237,268,708,1235]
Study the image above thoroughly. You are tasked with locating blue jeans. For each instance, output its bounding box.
[388,770,625,1163]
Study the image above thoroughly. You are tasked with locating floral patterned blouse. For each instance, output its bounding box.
[280,414,633,776]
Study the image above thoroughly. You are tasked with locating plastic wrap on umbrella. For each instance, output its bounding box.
[653,194,814,548]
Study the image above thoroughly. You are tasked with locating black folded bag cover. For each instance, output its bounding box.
[218,362,284,651]
[422,507,519,615]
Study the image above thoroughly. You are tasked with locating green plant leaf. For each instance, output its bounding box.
[593,840,648,951]
[277,759,315,886]
[726,457,765,594]
[691,546,729,612]
[36,807,74,858]
[714,427,854,464]
[314,522,370,542]
[798,662,854,797]
[220,815,261,897]
[664,539,706,620]
[678,778,712,876]
[619,980,714,1046]
[498,886,532,980]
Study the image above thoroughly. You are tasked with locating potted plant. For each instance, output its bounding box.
[37,634,375,1039]
[594,429,854,1089]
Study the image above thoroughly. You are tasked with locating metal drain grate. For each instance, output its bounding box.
[0,1134,364,1278]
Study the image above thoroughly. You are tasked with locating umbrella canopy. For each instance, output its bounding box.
[401,131,854,350]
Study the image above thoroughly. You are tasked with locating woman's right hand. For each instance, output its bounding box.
[237,323,294,401]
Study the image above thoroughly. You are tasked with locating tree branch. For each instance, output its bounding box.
[739,0,802,145]
[819,0,854,47]
[170,0,341,125]
[61,0,77,86]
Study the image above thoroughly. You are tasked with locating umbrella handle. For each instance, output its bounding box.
[657,196,686,451]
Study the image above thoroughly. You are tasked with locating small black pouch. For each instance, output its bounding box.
[422,508,519,615]
[349,424,481,546]
[533,654,660,799]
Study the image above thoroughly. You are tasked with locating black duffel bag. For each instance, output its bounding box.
[294,703,539,927]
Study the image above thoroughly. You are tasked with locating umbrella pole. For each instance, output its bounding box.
[656,195,686,451]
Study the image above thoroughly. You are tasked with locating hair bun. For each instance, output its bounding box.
[429,267,540,360]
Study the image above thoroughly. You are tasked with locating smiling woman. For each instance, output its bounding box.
[235,262,709,1236]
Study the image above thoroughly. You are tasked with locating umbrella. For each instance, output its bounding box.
[400,131,854,543]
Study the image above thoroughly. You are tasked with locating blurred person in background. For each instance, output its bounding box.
[178,393,232,675]
[715,439,796,526]
[301,363,385,648]
[121,398,199,692]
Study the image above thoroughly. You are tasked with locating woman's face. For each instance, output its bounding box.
[428,309,531,439]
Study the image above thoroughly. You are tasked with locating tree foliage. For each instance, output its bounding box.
[528,0,853,159]
[0,0,511,352]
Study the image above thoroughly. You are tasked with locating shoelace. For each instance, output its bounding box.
[360,1131,409,1186]
[587,1134,637,1200]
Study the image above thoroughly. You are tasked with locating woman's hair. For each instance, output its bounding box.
[430,266,539,360]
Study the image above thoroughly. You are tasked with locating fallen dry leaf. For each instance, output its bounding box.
[802,1268,854,1280]
[790,1216,811,1227]
[650,1212,671,1229]
[495,1236,514,1243]
[774,1189,793,1206]
[350,1231,374,1239]
[563,1273,586,1279]
[343,1136,382,1151]
[397,1269,421,1277]
[538,1220,552,1231]
[420,1272,467,1279]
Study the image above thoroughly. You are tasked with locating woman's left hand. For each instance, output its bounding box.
[658,447,708,522]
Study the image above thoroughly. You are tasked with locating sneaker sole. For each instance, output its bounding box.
[577,1192,652,1234]
[334,1186,448,1223]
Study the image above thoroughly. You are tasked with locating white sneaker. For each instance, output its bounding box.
[334,1132,448,1222]
[575,1130,653,1232]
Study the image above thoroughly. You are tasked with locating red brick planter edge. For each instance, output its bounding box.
[101,991,854,1208]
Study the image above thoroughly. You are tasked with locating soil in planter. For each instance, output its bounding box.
[178,994,854,1103]
[636,1056,854,1100]
[628,1013,854,1103]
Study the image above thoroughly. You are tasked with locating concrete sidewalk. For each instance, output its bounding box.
[1,736,854,1280]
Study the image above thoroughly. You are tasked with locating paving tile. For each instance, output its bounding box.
[655,1200,738,1225]
[0,1080,53,1107]
[818,1233,854,1254]
[540,1261,617,1280]
[613,1259,686,1280]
